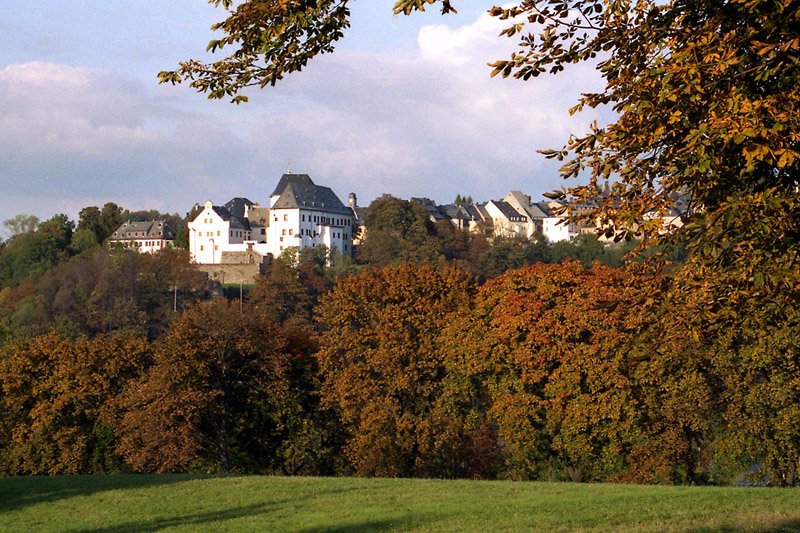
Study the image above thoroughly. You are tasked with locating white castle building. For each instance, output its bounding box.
[188,173,354,264]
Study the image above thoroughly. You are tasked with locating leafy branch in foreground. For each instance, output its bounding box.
[158,0,352,104]
[157,0,460,103]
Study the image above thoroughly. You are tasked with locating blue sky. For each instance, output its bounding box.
[0,1,604,223]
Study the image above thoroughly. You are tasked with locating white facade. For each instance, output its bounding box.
[542,216,576,243]
[502,191,578,243]
[484,200,529,239]
[108,220,174,254]
[268,204,354,256]
[189,200,252,264]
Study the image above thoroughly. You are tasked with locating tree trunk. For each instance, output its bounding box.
[567,464,584,483]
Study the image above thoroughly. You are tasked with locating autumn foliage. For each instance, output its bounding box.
[0,332,150,475]
[316,264,479,477]
[0,254,797,485]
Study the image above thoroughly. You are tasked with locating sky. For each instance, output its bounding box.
[0,1,606,223]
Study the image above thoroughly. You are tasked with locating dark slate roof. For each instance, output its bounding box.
[223,197,255,220]
[110,220,175,240]
[493,200,528,222]
[212,206,250,230]
[534,201,556,217]
[271,173,352,215]
[528,203,549,219]
[410,197,437,207]
[270,173,314,197]
[472,203,491,222]
[410,198,450,222]
[442,204,468,220]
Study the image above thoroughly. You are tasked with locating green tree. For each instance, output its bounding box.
[73,203,124,250]
[2,215,39,237]
[356,195,442,266]
[173,205,200,250]
[0,214,73,289]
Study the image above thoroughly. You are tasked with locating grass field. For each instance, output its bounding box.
[1,475,799,532]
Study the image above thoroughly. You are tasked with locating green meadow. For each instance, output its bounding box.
[1,475,799,532]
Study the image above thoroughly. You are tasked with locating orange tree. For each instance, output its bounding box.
[441,261,650,481]
[110,298,292,473]
[315,263,480,477]
[0,332,150,475]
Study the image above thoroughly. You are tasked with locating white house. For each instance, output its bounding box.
[503,191,579,242]
[188,200,253,264]
[267,173,355,257]
[108,220,175,253]
[483,199,529,239]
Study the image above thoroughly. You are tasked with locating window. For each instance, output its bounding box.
[302,214,305,222]
[217,230,220,236]
[261,228,266,235]
[214,245,218,251]
[200,245,204,251]
[282,229,286,235]
[288,229,293,235]
[280,236,283,242]
[284,214,288,221]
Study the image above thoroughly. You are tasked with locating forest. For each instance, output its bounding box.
[0,193,796,486]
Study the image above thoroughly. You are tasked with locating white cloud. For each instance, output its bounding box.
[417,9,513,66]
[234,10,607,204]
[0,9,609,222]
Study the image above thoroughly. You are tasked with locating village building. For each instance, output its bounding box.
[108,220,175,253]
